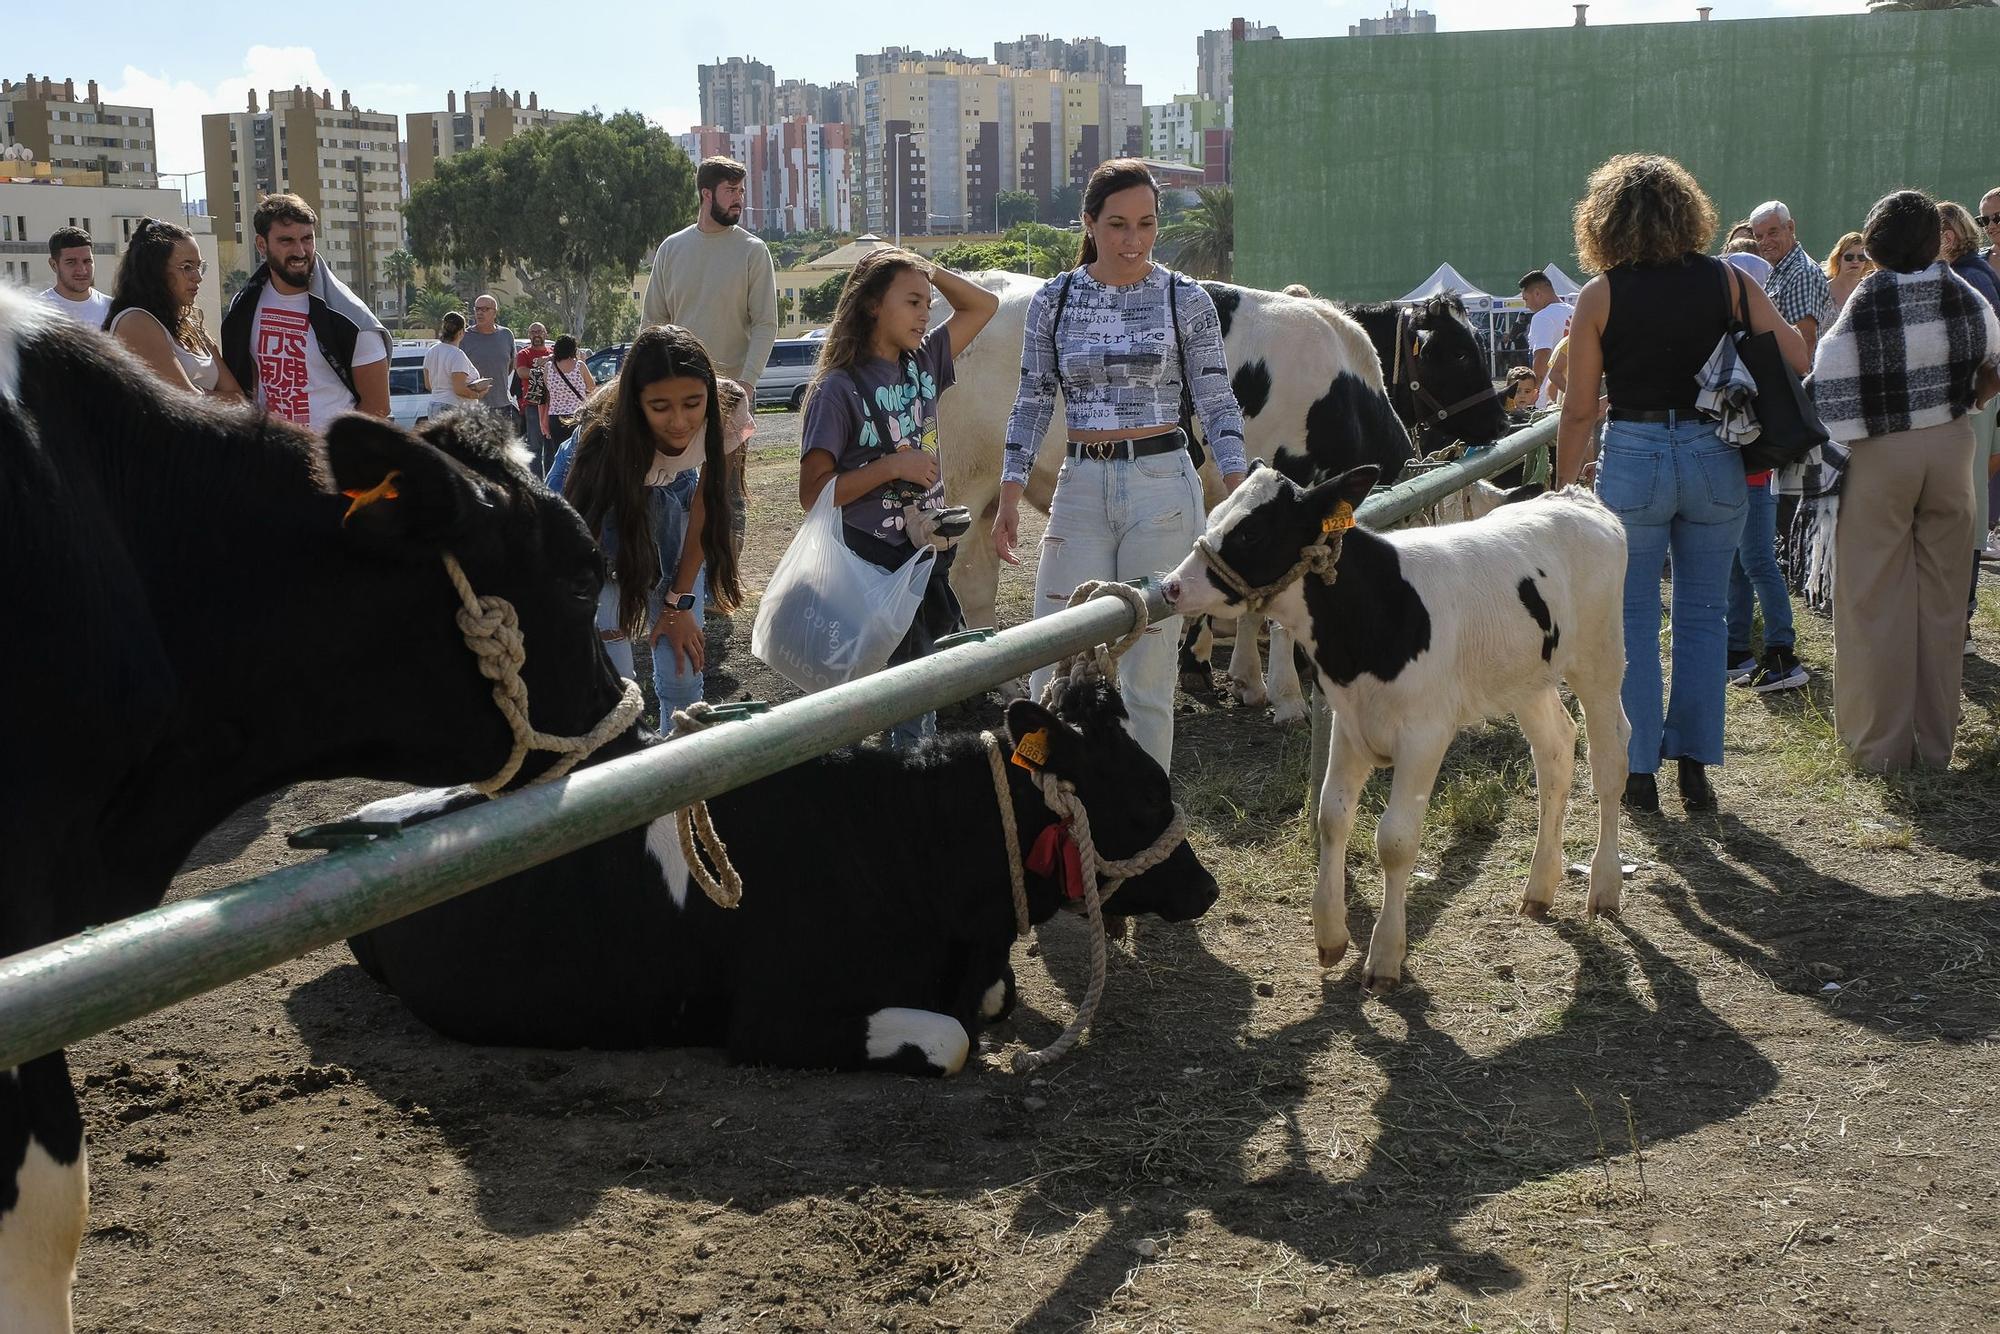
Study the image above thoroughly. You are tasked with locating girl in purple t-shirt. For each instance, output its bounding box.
[798,249,997,745]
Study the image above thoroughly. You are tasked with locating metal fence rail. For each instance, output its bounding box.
[0,413,1560,1071]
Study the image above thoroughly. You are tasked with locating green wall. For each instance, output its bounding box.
[1236,10,1999,302]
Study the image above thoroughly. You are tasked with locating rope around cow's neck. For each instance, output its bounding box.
[1192,527,1346,618]
[667,701,744,909]
[443,552,644,796]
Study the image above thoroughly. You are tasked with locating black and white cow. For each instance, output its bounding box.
[340,679,1218,1073]
[1163,467,1630,992]
[935,273,1415,719]
[0,289,628,1331]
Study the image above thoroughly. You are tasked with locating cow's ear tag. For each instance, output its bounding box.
[1011,729,1051,771]
[1321,501,1355,536]
[341,469,404,526]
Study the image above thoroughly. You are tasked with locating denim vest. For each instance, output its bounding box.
[546,432,700,608]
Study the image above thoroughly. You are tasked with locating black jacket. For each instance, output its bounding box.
[220,261,389,409]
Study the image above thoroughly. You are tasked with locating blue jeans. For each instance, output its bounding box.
[1726,475,1795,654]
[1028,449,1205,771]
[1595,415,1748,771]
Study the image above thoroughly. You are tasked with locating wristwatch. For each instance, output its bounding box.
[667,592,697,613]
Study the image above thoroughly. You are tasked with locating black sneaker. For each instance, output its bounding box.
[1746,648,1809,693]
[1677,758,1717,813]
[1726,651,1757,685]
[1622,772,1659,813]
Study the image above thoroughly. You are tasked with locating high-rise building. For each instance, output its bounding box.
[698,57,777,135]
[1144,95,1227,166]
[1351,5,1437,36]
[859,60,1133,238]
[992,35,1128,87]
[406,87,578,193]
[1,74,158,185]
[1197,18,1282,106]
[201,85,401,312]
[855,48,984,80]
[774,79,853,125]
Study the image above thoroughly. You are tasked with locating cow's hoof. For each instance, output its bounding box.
[1271,700,1309,728]
[1586,897,1621,921]
[1179,669,1214,695]
[1362,971,1400,995]
[1231,685,1269,709]
[1519,899,1551,921]
[1318,942,1348,969]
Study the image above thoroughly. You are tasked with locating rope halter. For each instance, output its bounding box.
[441,552,645,796]
[665,701,744,909]
[1191,499,1355,618]
[978,578,1192,1074]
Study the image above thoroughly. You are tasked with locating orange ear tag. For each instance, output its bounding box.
[1322,501,1355,536]
[1011,728,1051,771]
[341,469,403,526]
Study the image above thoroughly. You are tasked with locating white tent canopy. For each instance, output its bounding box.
[1397,262,1501,311]
[1541,262,1583,297]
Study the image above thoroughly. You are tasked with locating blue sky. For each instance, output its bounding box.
[12,1,1854,197]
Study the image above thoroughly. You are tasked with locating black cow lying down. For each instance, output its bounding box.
[344,680,1219,1075]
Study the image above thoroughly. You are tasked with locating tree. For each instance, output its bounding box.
[1040,184,1084,227]
[1157,186,1234,280]
[997,190,1038,230]
[930,223,1073,280]
[584,271,642,346]
[405,112,693,339]
[409,283,458,332]
[800,271,850,323]
[382,249,416,311]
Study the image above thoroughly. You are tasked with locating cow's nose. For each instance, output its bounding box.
[1163,577,1181,607]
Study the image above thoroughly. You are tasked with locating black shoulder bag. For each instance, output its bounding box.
[1723,259,1830,473]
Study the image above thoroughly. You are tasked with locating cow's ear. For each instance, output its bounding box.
[1304,464,1378,524]
[323,414,490,554]
[1004,700,1086,778]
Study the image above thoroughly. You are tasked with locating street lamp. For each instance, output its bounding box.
[891,130,914,248]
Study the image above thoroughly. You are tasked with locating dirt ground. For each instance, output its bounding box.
[73,417,2000,1332]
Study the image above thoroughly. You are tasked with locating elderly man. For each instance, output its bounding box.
[459,293,517,425]
[1751,200,1830,354]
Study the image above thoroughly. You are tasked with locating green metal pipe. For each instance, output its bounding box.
[0,583,1168,1071]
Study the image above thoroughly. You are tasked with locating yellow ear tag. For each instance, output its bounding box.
[1322,501,1355,536]
[1012,728,1051,771]
[341,469,403,526]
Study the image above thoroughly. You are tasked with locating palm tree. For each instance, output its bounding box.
[1865,0,1993,9]
[1158,186,1234,281]
[383,249,416,313]
[409,284,457,332]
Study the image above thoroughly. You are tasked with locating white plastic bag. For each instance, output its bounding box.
[752,479,934,693]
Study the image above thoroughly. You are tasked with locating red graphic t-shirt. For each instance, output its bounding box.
[254,302,314,424]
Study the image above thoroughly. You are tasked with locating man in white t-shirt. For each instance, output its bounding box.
[218,193,390,433]
[1519,271,1573,410]
[36,227,113,328]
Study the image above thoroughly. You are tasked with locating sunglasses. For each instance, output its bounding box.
[171,260,209,276]
[1841,253,1865,264]
[1978,214,2000,228]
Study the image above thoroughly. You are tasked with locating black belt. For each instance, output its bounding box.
[1607,408,1697,423]
[1066,429,1185,462]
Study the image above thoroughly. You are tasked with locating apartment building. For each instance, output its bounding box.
[1196,17,1282,106]
[1,74,158,186]
[1145,94,1227,166]
[1351,5,1437,36]
[201,86,401,313]
[855,48,985,80]
[676,118,854,235]
[859,60,1140,237]
[698,57,777,135]
[406,87,578,192]
[0,179,219,327]
[992,35,1127,86]
[774,79,856,125]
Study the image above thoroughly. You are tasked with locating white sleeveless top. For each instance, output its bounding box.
[109,307,220,393]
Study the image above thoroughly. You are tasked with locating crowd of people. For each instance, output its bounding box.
[27,152,2000,795]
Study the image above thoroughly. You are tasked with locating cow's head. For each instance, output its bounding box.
[1163,464,1379,618]
[321,409,628,788]
[1407,294,1508,446]
[1005,683,1217,923]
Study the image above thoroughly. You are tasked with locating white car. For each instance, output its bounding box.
[388,339,437,430]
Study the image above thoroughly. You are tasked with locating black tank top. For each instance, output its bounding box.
[1601,255,1731,410]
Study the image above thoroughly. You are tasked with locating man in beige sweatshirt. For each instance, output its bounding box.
[641,156,779,390]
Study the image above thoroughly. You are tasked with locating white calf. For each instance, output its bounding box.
[1163,466,1629,991]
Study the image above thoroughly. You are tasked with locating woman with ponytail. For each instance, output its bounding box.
[996,158,1248,771]
[546,325,744,718]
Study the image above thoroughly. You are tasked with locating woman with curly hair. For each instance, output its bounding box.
[105,217,243,400]
[1557,154,1807,815]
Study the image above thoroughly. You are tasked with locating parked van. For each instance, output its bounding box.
[388,339,437,429]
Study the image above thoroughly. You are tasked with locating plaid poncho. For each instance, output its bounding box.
[1809,262,1999,444]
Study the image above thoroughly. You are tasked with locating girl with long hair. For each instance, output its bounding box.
[1558,154,1807,814]
[997,158,1249,770]
[799,247,997,746]
[105,217,243,400]
[545,325,744,719]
